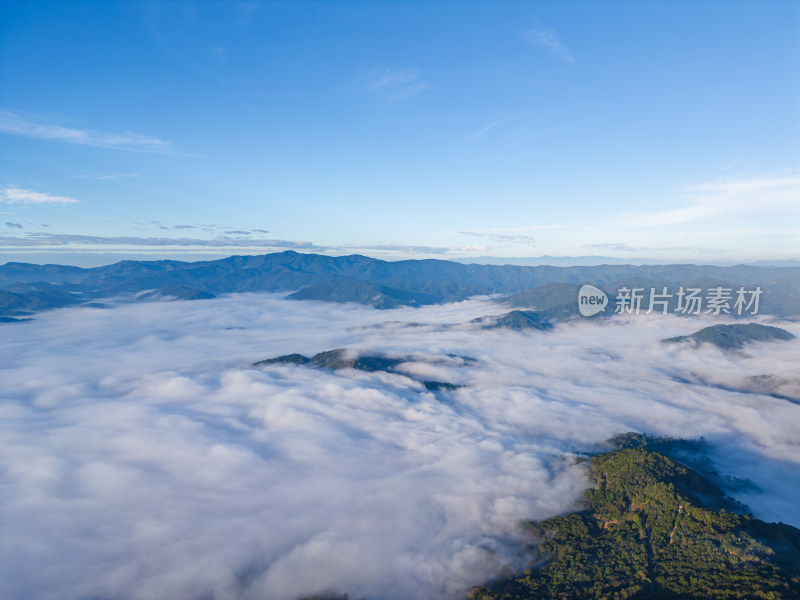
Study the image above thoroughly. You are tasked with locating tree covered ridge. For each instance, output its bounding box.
[467,434,800,600]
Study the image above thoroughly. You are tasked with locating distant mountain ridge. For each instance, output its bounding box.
[1,251,799,317]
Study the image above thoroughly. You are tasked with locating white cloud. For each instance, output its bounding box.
[0,295,799,599]
[458,230,538,245]
[0,232,317,248]
[687,175,800,196]
[615,172,800,228]
[0,111,172,153]
[524,22,574,63]
[467,117,511,141]
[459,109,571,160]
[74,172,142,181]
[366,68,430,101]
[485,225,564,232]
[0,186,79,204]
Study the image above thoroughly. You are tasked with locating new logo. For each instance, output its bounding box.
[578,284,608,317]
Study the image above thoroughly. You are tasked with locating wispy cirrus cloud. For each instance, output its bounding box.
[457,226,566,246]
[0,111,173,154]
[459,231,537,245]
[616,173,800,227]
[485,225,564,232]
[0,186,79,205]
[466,117,513,142]
[365,67,430,101]
[74,172,142,181]
[687,175,800,196]
[459,110,577,161]
[136,221,272,236]
[524,21,574,63]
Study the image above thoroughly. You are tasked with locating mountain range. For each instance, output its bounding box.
[1,251,799,318]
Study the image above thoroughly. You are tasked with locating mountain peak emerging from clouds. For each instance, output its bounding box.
[664,323,795,350]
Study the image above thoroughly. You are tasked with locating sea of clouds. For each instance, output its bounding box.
[1,294,799,600]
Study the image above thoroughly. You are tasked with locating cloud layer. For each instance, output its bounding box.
[1,296,798,600]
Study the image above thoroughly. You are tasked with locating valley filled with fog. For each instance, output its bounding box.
[1,295,799,600]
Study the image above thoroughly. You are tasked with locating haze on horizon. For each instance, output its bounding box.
[1,1,799,267]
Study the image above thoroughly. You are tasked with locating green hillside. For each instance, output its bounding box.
[468,435,800,600]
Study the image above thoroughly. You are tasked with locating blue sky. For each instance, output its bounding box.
[1,0,798,265]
